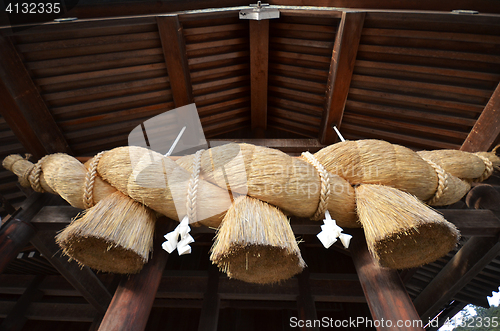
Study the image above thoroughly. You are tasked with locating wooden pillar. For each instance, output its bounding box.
[350,230,423,331]
[319,11,365,145]
[98,219,176,331]
[197,263,221,331]
[296,268,318,331]
[249,19,269,134]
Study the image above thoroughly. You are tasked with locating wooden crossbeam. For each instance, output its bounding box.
[0,33,71,160]
[319,11,365,145]
[461,82,500,152]
[350,229,423,331]
[157,15,193,108]
[249,19,269,134]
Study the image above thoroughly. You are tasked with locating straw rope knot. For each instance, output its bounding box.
[301,151,330,221]
[28,155,49,193]
[423,158,449,205]
[83,151,106,209]
[474,154,494,182]
[186,149,204,223]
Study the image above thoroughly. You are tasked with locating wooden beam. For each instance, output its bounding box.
[157,15,193,108]
[0,193,57,274]
[319,11,365,145]
[0,275,44,331]
[413,236,500,321]
[98,219,176,331]
[296,268,319,331]
[30,230,112,314]
[197,264,220,331]
[250,19,269,132]
[466,184,500,211]
[0,33,71,160]
[461,82,500,152]
[350,229,423,331]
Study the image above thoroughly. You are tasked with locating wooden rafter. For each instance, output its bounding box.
[319,11,365,145]
[98,220,176,331]
[250,19,270,135]
[350,229,423,331]
[157,15,194,108]
[461,82,500,152]
[0,33,72,159]
[413,236,500,321]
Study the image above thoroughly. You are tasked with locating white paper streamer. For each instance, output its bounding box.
[317,210,352,249]
[162,216,195,255]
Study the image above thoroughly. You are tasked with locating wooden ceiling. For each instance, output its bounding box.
[0,2,500,330]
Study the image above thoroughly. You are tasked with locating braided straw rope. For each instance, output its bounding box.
[28,155,49,193]
[186,150,204,223]
[301,151,331,221]
[474,154,494,182]
[83,151,106,209]
[423,158,449,205]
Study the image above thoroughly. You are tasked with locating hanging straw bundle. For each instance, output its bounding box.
[176,143,358,227]
[56,191,156,273]
[355,184,459,269]
[211,195,305,284]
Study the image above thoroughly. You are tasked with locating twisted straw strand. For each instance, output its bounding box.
[423,159,449,205]
[474,154,494,182]
[301,151,331,221]
[28,155,49,193]
[83,151,106,209]
[186,150,204,223]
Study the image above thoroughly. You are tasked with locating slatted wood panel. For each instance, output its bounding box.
[181,14,251,137]
[10,17,174,156]
[0,115,27,215]
[341,13,500,150]
[268,14,339,138]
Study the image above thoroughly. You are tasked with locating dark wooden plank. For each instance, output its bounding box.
[319,12,365,144]
[0,34,71,159]
[157,15,194,108]
[441,209,500,237]
[461,82,500,152]
[98,219,176,331]
[350,229,423,330]
[413,236,500,321]
[0,275,44,331]
[197,264,220,331]
[250,19,269,132]
[296,268,319,331]
[30,230,112,314]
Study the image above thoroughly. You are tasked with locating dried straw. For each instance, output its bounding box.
[177,143,358,227]
[417,150,486,179]
[56,191,156,274]
[314,140,437,201]
[355,184,459,269]
[210,195,305,284]
[97,146,232,227]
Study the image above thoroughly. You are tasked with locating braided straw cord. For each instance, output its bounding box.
[422,158,449,205]
[28,155,49,193]
[186,150,204,223]
[83,151,106,209]
[301,151,331,221]
[474,154,494,182]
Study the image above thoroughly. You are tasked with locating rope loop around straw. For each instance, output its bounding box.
[301,151,330,221]
[186,149,204,223]
[83,151,106,209]
[473,154,494,182]
[423,158,449,205]
[28,155,49,193]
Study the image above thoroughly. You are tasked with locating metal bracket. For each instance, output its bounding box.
[239,1,280,20]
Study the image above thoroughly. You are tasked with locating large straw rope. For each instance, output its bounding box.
[28,155,50,193]
[474,154,494,182]
[422,159,449,206]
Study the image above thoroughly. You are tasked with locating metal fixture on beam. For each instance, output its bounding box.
[239,1,280,20]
